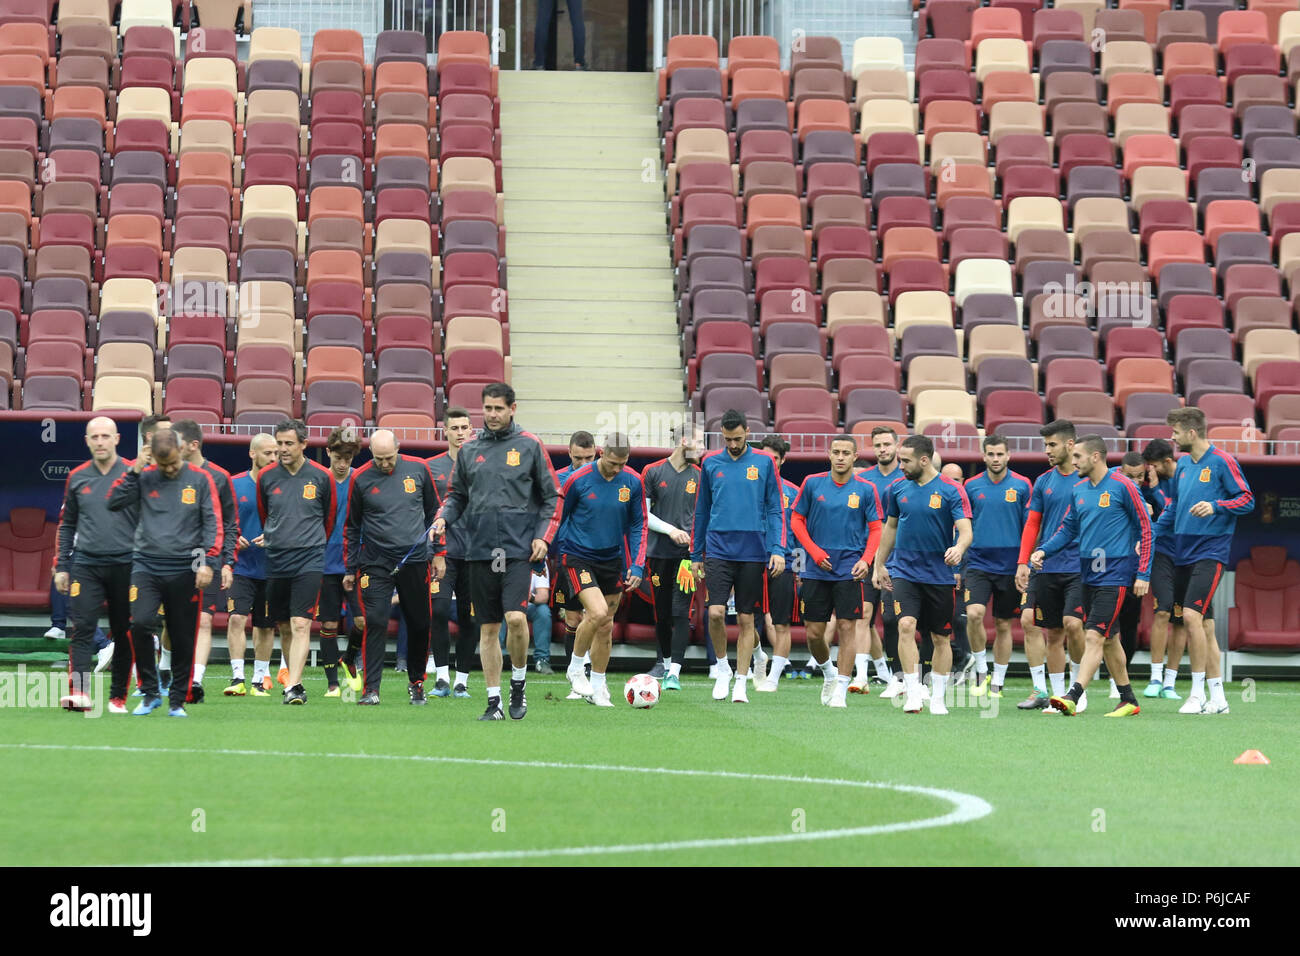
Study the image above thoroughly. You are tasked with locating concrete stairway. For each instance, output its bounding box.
[497,71,686,443]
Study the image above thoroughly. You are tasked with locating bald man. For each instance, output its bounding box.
[342,430,445,704]
[225,433,279,695]
[54,417,138,712]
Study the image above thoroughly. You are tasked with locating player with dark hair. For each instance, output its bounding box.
[962,434,1033,698]
[316,426,362,696]
[427,408,478,696]
[343,429,443,705]
[135,414,173,688]
[691,410,786,703]
[256,418,337,705]
[854,425,904,694]
[171,419,238,705]
[54,417,137,713]
[225,433,278,696]
[1139,438,1187,699]
[1031,435,1152,717]
[433,383,562,721]
[788,435,883,707]
[1016,420,1088,712]
[640,422,703,691]
[555,430,599,685]
[108,428,223,717]
[556,433,646,707]
[752,433,796,686]
[1157,408,1253,714]
[872,435,972,715]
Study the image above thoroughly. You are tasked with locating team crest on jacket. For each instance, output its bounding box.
[618,486,631,502]
[403,476,416,494]
[746,466,759,480]
[181,486,197,505]
[1099,492,1111,508]
[430,580,440,595]
[1199,467,1211,482]
[929,493,942,509]
[506,449,521,467]
[303,483,317,500]
[847,493,860,509]
[360,575,369,589]
[1005,488,1017,502]
[130,586,139,602]
[686,479,696,494]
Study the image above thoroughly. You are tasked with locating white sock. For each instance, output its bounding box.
[854,652,869,675]
[1050,672,1066,696]
[668,661,682,677]
[931,673,948,700]
[1068,661,1079,686]
[159,648,172,669]
[903,670,920,693]
[874,656,891,679]
[1030,664,1046,693]
[437,665,449,682]
[836,673,850,691]
[821,657,837,678]
[1191,671,1205,697]
[455,671,469,688]
[582,652,591,665]
[770,655,788,680]
[716,658,732,675]
[231,659,245,681]
[252,660,268,683]
[734,672,748,687]
[1109,678,1118,696]
[511,665,527,682]
[278,652,286,670]
[192,664,205,684]
[590,671,606,693]
[486,685,500,700]
[1150,662,1164,683]
[973,650,988,675]
[1163,667,1178,688]
[1207,676,1226,704]
[993,662,1008,686]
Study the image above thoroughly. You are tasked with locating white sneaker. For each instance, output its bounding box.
[588,686,614,707]
[848,673,870,694]
[880,676,906,699]
[1201,698,1230,715]
[1076,690,1088,714]
[708,662,719,679]
[752,646,768,682]
[919,682,931,701]
[820,673,837,705]
[828,688,847,709]
[568,667,593,698]
[59,692,91,710]
[903,689,923,713]
[753,677,779,693]
[1179,694,1206,714]
[106,698,128,715]
[95,642,114,673]
[929,693,949,716]
[731,681,748,703]
[712,671,732,700]
[44,626,66,640]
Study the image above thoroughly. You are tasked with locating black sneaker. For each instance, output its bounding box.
[648,661,666,679]
[478,696,504,720]
[408,680,427,705]
[358,691,380,705]
[869,675,889,686]
[283,684,306,705]
[186,681,205,704]
[509,679,527,720]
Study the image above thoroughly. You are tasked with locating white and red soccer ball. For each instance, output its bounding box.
[624,674,660,709]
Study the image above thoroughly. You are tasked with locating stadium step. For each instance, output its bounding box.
[499,71,685,442]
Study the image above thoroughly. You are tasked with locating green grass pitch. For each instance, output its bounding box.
[2,671,1296,866]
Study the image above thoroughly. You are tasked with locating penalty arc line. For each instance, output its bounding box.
[1,742,994,866]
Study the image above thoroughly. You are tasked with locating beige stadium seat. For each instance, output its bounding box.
[988,101,1044,144]
[237,280,296,345]
[444,315,504,356]
[1261,169,1300,216]
[1007,197,1065,243]
[1281,11,1300,57]
[440,157,497,196]
[1114,103,1170,145]
[929,132,984,173]
[184,58,239,97]
[1071,197,1132,243]
[1129,166,1188,211]
[241,185,298,228]
[913,388,978,429]
[97,341,156,384]
[1101,41,1155,81]
[236,308,298,353]
[375,218,434,258]
[967,324,1029,372]
[168,248,232,317]
[179,119,235,164]
[100,278,161,324]
[56,0,113,32]
[92,375,157,415]
[249,27,303,70]
[674,127,731,166]
[825,290,885,336]
[907,358,968,403]
[975,39,1030,81]
[1054,0,1105,33]
[1243,330,1300,382]
[859,99,916,136]
[854,70,911,108]
[1279,232,1300,280]
[894,290,954,343]
[851,37,905,79]
[954,259,1013,305]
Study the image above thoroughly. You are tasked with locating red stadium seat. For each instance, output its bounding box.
[0,506,57,608]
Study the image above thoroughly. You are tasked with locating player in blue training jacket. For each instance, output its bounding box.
[557,433,647,708]
[789,435,883,709]
[1154,408,1254,716]
[1139,438,1189,700]
[225,434,279,697]
[872,435,972,716]
[852,425,906,693]
[1032,434,1153,717]
[691,410,786,704]
[962,434,1033,699]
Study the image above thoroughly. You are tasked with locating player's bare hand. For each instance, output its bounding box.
[432,556,446,581]
[1030,550,1046,571]
[1015,564,1031,592]
[817,556,833,572]
[944,546,964,567]
[195,565,213,589]
[769,554,785,577]
[691,561,704,580]
[850,560,870,581]
[625,574,642,591]
[873,566,892,591]
[530,538,548,562]
[1190,501,1215,518]
[669,529,690,547]
[342,574,355,592]
[236,535,250,551]
[432,517,446,536]
[427,524,440,542]
[54,571,70,595]
[1133,580,1150,597]
[252,534,265,547]
[221,565,232,590]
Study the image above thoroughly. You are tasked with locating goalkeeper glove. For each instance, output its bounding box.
[676,559,697,593]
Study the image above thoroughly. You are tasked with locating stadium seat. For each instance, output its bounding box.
[1230,546,1300,649]
[0,507,57,608]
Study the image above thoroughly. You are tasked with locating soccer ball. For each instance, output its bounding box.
[624,674,660,709]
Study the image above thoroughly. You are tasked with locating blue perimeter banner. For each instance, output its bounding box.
[2,418,141,521]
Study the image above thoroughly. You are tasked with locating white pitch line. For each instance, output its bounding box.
[2,743,994,866]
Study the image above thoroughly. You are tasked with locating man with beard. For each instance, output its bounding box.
[426,408,478,696]
[855,426,905,695]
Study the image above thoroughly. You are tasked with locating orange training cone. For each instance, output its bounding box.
[1233,750,1270,765]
